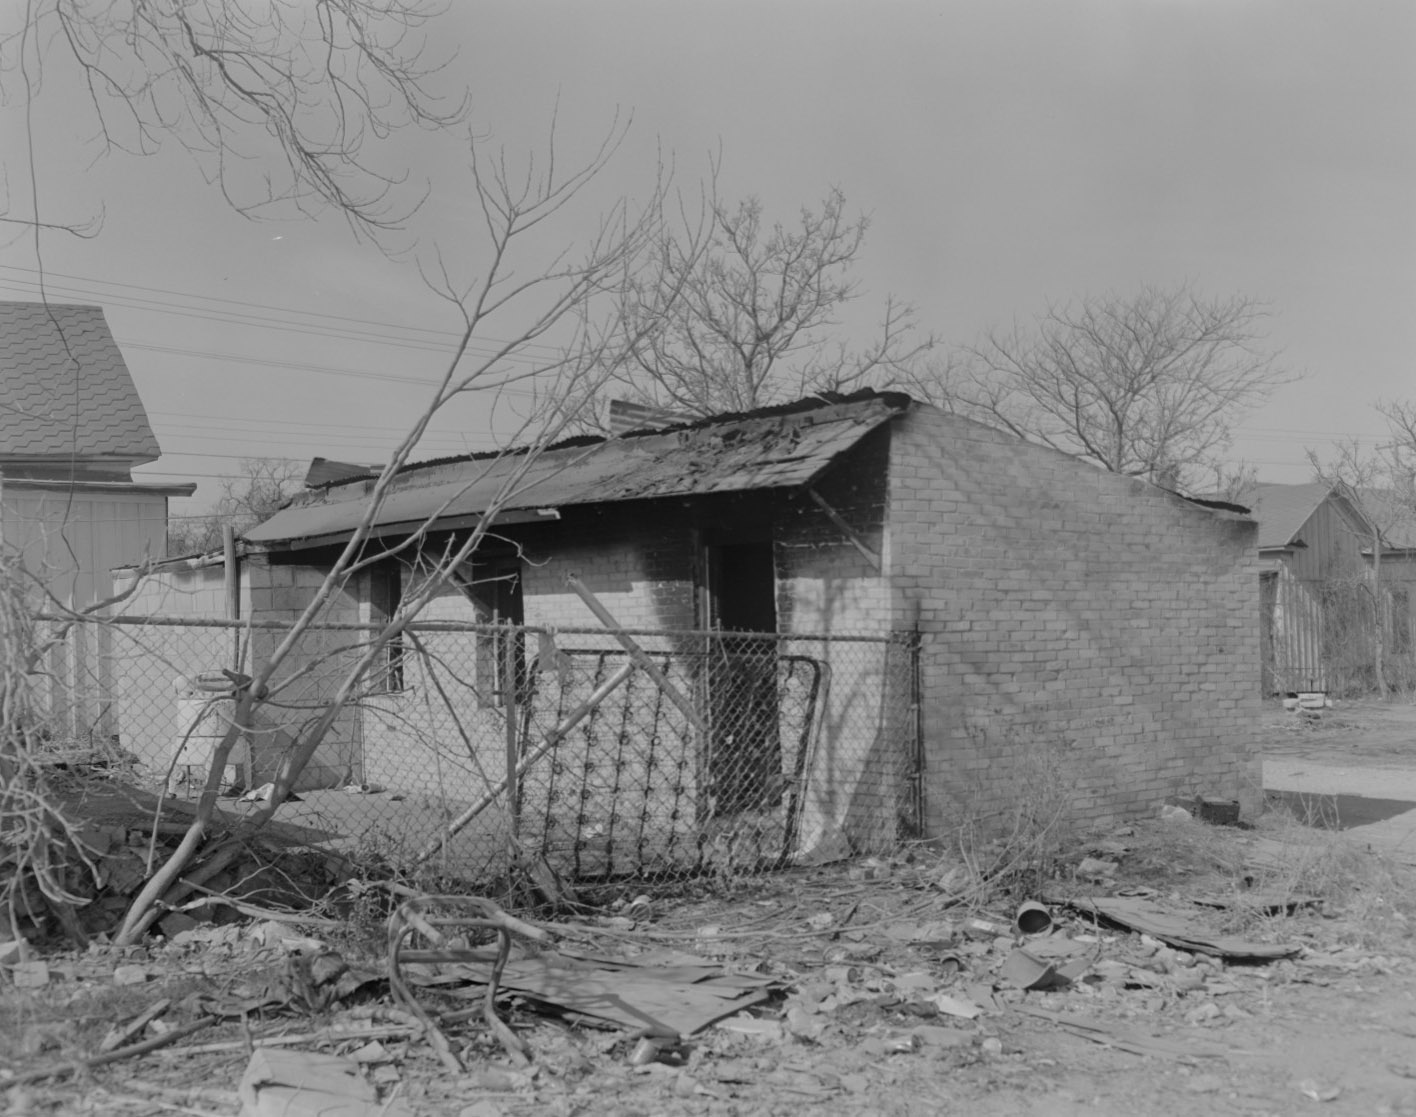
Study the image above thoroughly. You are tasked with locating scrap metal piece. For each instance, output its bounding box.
[1067,895,1299,960]
[387,894,549,1068]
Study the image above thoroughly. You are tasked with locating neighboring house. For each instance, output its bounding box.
[1351,487,1416,686]
[0,302,194,607]
[1,301,194,744]
[1244,482,1416,695]
[173,389,1260,866]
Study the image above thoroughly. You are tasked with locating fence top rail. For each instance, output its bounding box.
[36,613,911,645]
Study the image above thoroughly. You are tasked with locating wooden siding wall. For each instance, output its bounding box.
[1262,567,1328,693]
[1278,497,1373,583]
[1262,562,1416,696]
[3,487,169,606]
[1259,499,1416,696]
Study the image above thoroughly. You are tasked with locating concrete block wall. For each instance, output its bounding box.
[359,582,508,808]
[519,506,699,638]
[245,556,363,790]
[119,561,235,619]
[109,561,248,775]
[773,429,908,853]
[776,426,891,635]
[887,405,1260,836]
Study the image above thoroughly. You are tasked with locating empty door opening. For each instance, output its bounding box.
[706,541,781,816]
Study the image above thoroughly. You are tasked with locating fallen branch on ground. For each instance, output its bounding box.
[9,1014,220,1085]
[173,886,344,928]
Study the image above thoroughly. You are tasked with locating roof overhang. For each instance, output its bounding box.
[3,477,197,497]
[270,506,562,552]
[246,394,907,551]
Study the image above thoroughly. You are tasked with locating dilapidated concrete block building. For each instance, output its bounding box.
[224,391,1258,863]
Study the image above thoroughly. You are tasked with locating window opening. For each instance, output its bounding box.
[368,558,405,693]
[457,555,526,707]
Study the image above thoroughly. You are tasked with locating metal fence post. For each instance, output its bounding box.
[503,622,520,840]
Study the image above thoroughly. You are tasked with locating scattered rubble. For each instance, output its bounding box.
[0,809,1411,1113]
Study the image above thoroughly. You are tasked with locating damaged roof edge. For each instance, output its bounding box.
[1179,494,1252,515]
[314,388,916,494]
[265,507,562,552]
[245,392,912,548]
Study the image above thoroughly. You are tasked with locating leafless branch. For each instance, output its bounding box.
[114,118,668,944]
[3,0,468,233]
[929,283,1294,488]
[600,180,932,420]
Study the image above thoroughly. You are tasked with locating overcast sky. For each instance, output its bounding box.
[3,0,1413,520]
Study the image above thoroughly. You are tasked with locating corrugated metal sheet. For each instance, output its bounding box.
[248,395,907,548]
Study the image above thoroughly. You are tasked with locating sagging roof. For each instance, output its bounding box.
[0,302,161,466]
[247,390,913,549]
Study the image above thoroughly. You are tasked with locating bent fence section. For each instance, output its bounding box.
[32,616,921,887]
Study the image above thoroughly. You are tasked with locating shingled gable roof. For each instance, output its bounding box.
[1244,482,1370,551]
[0,302,161,467]
[247,390,914,549]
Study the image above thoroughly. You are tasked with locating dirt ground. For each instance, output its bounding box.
[4,701,1416,1117]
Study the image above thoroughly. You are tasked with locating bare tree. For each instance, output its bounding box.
[1207,461,1260,505]
[2,0,466,233]
[604,183,931,419]
[168,458,303,556]
[112,120,668,944]
[923,284,1293,489]
[1309,402,1416,698]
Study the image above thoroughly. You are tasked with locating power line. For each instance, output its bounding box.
[145,408,504,441]
[0,266,572,361]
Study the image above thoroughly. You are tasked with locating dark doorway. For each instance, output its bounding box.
[712,542,777,632]
[705,541,781,816]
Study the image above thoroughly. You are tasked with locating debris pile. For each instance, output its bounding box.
[0,810,1407,1113]
[1,767,338,953]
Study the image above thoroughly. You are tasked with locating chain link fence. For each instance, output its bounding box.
[33,615,920,888]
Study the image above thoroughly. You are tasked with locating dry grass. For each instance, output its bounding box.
[1107,809,1416,949]
[0,970,213,1067]
[944,732,1080,906]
